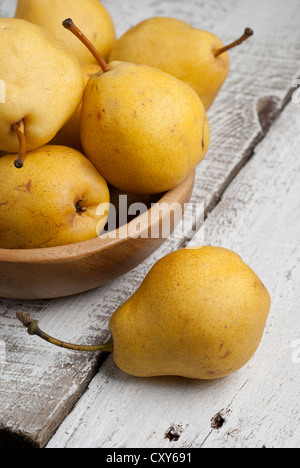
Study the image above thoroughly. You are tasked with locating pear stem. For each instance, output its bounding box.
[62,18,111,73]
[214,28,254,58]
[12,120,27,169]
[16,311,114,353]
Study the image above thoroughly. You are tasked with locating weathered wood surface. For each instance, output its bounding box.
[48,99,300,449]
[0,0,300,448]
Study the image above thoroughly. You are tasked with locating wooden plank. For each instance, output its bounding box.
[48,99,300,448]
[1,0,300,448]
[0,0,16,17]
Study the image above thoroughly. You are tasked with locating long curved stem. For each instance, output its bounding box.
[214,28,254,58]
[16,311,114,353]
[62,18,111,73]
[12,120,27,169]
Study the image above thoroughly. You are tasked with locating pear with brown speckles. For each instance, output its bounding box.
[0,18,84,154]
[18,247,271,379]
[110,247,271,379]
[81,61,210,195]
[61,19,210,195]
[0,146,110,249]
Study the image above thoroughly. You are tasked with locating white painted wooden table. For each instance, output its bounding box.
[0,0,299,449]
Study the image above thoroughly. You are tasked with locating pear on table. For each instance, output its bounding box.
[15,0,116,63]
[109,17,254,110]
[62,19,210,195]
[110,247,270,379]
[0,18,84,154]
[17,247,271,380]
[0,121,110,249]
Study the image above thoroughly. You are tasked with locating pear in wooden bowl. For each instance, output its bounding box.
[0,172,195,300]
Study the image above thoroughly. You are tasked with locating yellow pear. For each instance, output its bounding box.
[0,18,84,153]
[110,247,271,379]
[60,20,210,195]
[15,0,116,63]
[17,247,271,380]
[50,63,101,151]
[109,17,253,110]
[81,61,209,194]
[0,146,110,249]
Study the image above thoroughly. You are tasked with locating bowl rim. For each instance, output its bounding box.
[0,172,195,264]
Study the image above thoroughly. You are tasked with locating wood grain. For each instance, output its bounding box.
[48,99,300,449]
[0,0,300,448]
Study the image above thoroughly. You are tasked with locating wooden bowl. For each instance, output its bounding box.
[0,172,195,299]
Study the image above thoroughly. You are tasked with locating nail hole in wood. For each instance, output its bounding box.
[164,425,183,442]
[211,413,226,429]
